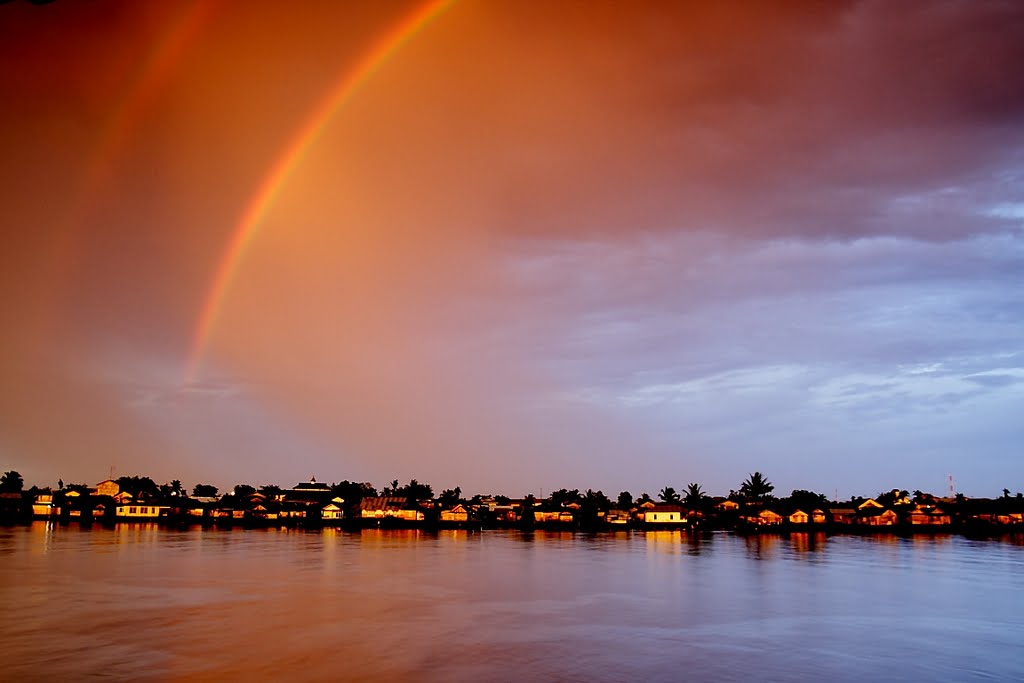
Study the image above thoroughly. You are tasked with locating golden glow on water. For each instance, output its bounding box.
[2,526,1024,680]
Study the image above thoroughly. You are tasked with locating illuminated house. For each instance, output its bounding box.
[811,509,827,524]
[749,509,783,526]
[788,510,809,525]
[359,497,424,522]
[32,492,57,518]
[320,501,344,523]
[534,510,574,524]
[908,505,951,526]
[115,503,169,519]
[440,504,468,523]
[859,508,898,526]
[112,491,134,505]
[716,499,740,511]
[641,505,684,524]
[95,479,120,497]
[604,509,631,525]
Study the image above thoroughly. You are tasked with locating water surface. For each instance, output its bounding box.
[2,524,1022,681]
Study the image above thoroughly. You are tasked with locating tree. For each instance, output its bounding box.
[739,472,774,501]
[398,479,433,502]
[617,491,633,509]
[550,489,581,507]
[192,483,218,497]
[684,483,706,508]
[659,486,681,504]
[331,481,375,506]
[233,484,256,497]
[520,493,536,527]
[787,489,828,511]
[439,487,463,506]
[259,484,282,498]
[637,492,654,505]
[116,476,159,499]
[0,470,23,493]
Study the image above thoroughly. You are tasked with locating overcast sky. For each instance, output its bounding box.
[1,0,1022,498]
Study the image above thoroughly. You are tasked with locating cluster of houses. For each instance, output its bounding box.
[12,479,1024,533]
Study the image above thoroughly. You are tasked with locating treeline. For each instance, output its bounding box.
[3,468,1022,514]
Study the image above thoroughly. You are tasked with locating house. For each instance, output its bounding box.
[320,502,344,523]
[359,497,424,522]
[641,505,684,524]
[533,510,574,524]
[604,509,631,525]
[811,509,827,524]
[284,477,334,504]
[859,508,899,526]
[829,507,857,525]
[440,504,468,523]
[112,491,134,505]
[95,479,120,497]
[716,499,740,511]
[750,509,783,526]
[32,492,57,518]
[788,509,809,525]
[115,503,168,520]
[909,505,951,526]
[857,498,885,511]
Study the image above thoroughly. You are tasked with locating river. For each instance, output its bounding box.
[2,523,1022,681]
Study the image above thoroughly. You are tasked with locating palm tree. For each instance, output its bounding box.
[684,483,706,508]
[659,486,681,504]
[0,470,24,493]
[739,472,774,501]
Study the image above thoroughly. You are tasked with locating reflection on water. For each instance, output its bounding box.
[2,524,1023,681]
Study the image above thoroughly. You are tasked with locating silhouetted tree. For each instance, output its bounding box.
[331,481,375,508]
[659,486,681,504]
[397,479,433,502]
[192,483,218,497]
[550,489,581,507]
[438,487,463,506]
[739,472,774,501]
[0,470,24,493]
[520,493,536,528]
[259,484,282,498]
[637,492,654,505]
[786,489,829,511]
[116,476,159,499]
[684,483,706,508]
[233,484,256,497]
[617,491,633,509]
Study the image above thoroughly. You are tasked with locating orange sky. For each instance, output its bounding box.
[2,1,1023,497]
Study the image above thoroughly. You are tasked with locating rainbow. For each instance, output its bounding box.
[185,0,455,384]
[40,1,214,336]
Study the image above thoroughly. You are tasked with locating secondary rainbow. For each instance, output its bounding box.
[185,0,455,384]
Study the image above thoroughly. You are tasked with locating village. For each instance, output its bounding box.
[1,470,1022,533]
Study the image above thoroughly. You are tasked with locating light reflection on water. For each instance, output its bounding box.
[2,523,1023,681]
